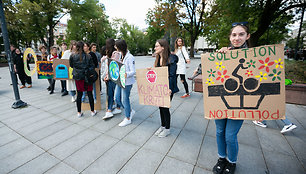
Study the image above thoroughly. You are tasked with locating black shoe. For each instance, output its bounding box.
[223,162,236,174]
[213,158,228,174]
[47,87,51,91]
[49,91,54,94]
[61,89,65,93]
[61,91,68,96]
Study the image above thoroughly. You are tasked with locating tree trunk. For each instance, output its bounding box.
[190,36,196,58]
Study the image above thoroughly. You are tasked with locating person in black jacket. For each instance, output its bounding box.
[152,39,179,138]
[13,48,32,88]
[69,41,97,117]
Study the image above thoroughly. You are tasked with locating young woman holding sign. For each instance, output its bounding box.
[174,38,190,98]
[153,39,179,137]
[212,22,250,174]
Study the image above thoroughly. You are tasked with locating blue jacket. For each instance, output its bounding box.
[168,54,179,94]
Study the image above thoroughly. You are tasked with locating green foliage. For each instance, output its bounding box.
[66,0,115,49]
[113,18,150,55]
[285,59,306,84]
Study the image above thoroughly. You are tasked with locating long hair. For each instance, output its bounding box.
[101,46,106,56]
[106,38,116,58]
[76,41,84,61]
[115,39,127,61]
[154,39,170,67]
[174,37,184,52]
[69,40,77,51]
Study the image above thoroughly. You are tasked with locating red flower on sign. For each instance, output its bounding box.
[245,70,253,77]
[258,57,274,73]
[216,70,230,83]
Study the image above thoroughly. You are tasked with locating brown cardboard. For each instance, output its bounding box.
[136,67,171,108]
[201,44,285,120]
[82,68,102,111]
[53,59,71,80]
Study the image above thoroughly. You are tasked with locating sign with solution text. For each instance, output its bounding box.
[201,44,285,120]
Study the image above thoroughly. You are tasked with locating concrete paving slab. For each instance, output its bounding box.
[168,129,204,165]
[7,111,52,130]
[156,156,194,174]
[105,118,143,140]
[44,162,79,174]
[0,130,22,146]
[238,123,261,148]
[193,166,213,174]
[197,136,217,171]
[91,115,123,133]
[171,110,191,129]
[64,134,119,172]
[48,129,101,160]
[183,112,209,134]
[9,153,59,174]
[0,138,32,160]
[118,148,164,174]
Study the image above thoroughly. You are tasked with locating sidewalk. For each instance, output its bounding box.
[0,56,305,174]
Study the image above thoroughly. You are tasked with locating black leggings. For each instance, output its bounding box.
[159,94,173,129]
[17,67,32,86]
[176,74,189,94]
[76,90,94,112]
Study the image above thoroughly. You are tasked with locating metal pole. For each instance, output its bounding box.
[294,7,305,60]
[0,0,27,108]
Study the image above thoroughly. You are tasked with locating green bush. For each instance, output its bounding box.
[285,59,306,84]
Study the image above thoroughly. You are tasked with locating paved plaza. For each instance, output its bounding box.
[0,56,305,174]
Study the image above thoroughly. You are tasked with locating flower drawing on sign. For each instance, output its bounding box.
[268,69,281,81]
[274,58,284,69]
[258,57,274,73]
[206,78,215,85]
[246,59,256,68]
[216,70,230,83]
[245,70,253,77]
[255,72,267,82]
[215,62,225,71]
[207,69,216,78]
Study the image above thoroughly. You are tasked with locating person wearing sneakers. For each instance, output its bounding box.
[114,39,136,127]
[102,38,122,120]
[153,39,179,138]
[69,41,97,117]
[253,118,297,133]
[174,37,190,98]
[62,40,77,102]
[13,48,32,89]
[212,22,251,174]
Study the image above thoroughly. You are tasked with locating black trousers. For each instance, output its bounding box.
[76,90,94,112]
[159,94,174,129]
[176,74,189,94]
[60,80,67,92]
[17,67,32,86]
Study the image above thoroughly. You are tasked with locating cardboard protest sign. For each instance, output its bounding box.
[36,61,53,79]
[23,48,37,76]
[82,68,101,110]
[108,59,125,88]
[136,67,170,108]
[53,59,71,80]
[201,44,285,120]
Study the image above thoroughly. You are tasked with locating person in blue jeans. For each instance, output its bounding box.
[213,22,251,174]
[114,39,136,127]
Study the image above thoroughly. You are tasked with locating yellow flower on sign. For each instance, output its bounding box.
[215,62,225,71]
[274,58,284,69]
[255,72,267,82]
[206,78,215,85]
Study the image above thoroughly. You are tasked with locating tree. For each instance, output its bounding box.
[205,0,306,48]
[66,0,115,48]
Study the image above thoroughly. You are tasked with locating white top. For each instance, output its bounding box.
[61,50,73,59]
[122,51,136,85]
[175,46,190,74]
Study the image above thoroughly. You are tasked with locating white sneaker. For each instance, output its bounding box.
[154,127,165,136]
[103,112,114,119]
[91,110,97,116]
[130,109,135,120]
[280,124,297,133]
[158,129,170,138]
[77,112,83,118]
[71,96,76,102]
[118,117,131,127]
[253,121,267,128]
[112,108,122,115]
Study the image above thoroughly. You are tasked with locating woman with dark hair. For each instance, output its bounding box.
[13,48,32,88]
[152,39,179,137]
[114,39,136,127]
[174,37,190,98]
[69,41,96,117]
[212,22,250,174]
[102,38,122,119]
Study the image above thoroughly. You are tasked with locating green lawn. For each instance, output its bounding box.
[285,59,306,84]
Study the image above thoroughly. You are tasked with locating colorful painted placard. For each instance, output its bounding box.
[201,44,285,120]
[23,48,37,76]
[136,67,170,108]
[108,59,126,88]
[36,61,53,79]
[53,59,71,80]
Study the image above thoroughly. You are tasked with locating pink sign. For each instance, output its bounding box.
[146,70,157,83]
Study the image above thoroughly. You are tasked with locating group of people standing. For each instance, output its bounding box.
[10,22,298,174]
